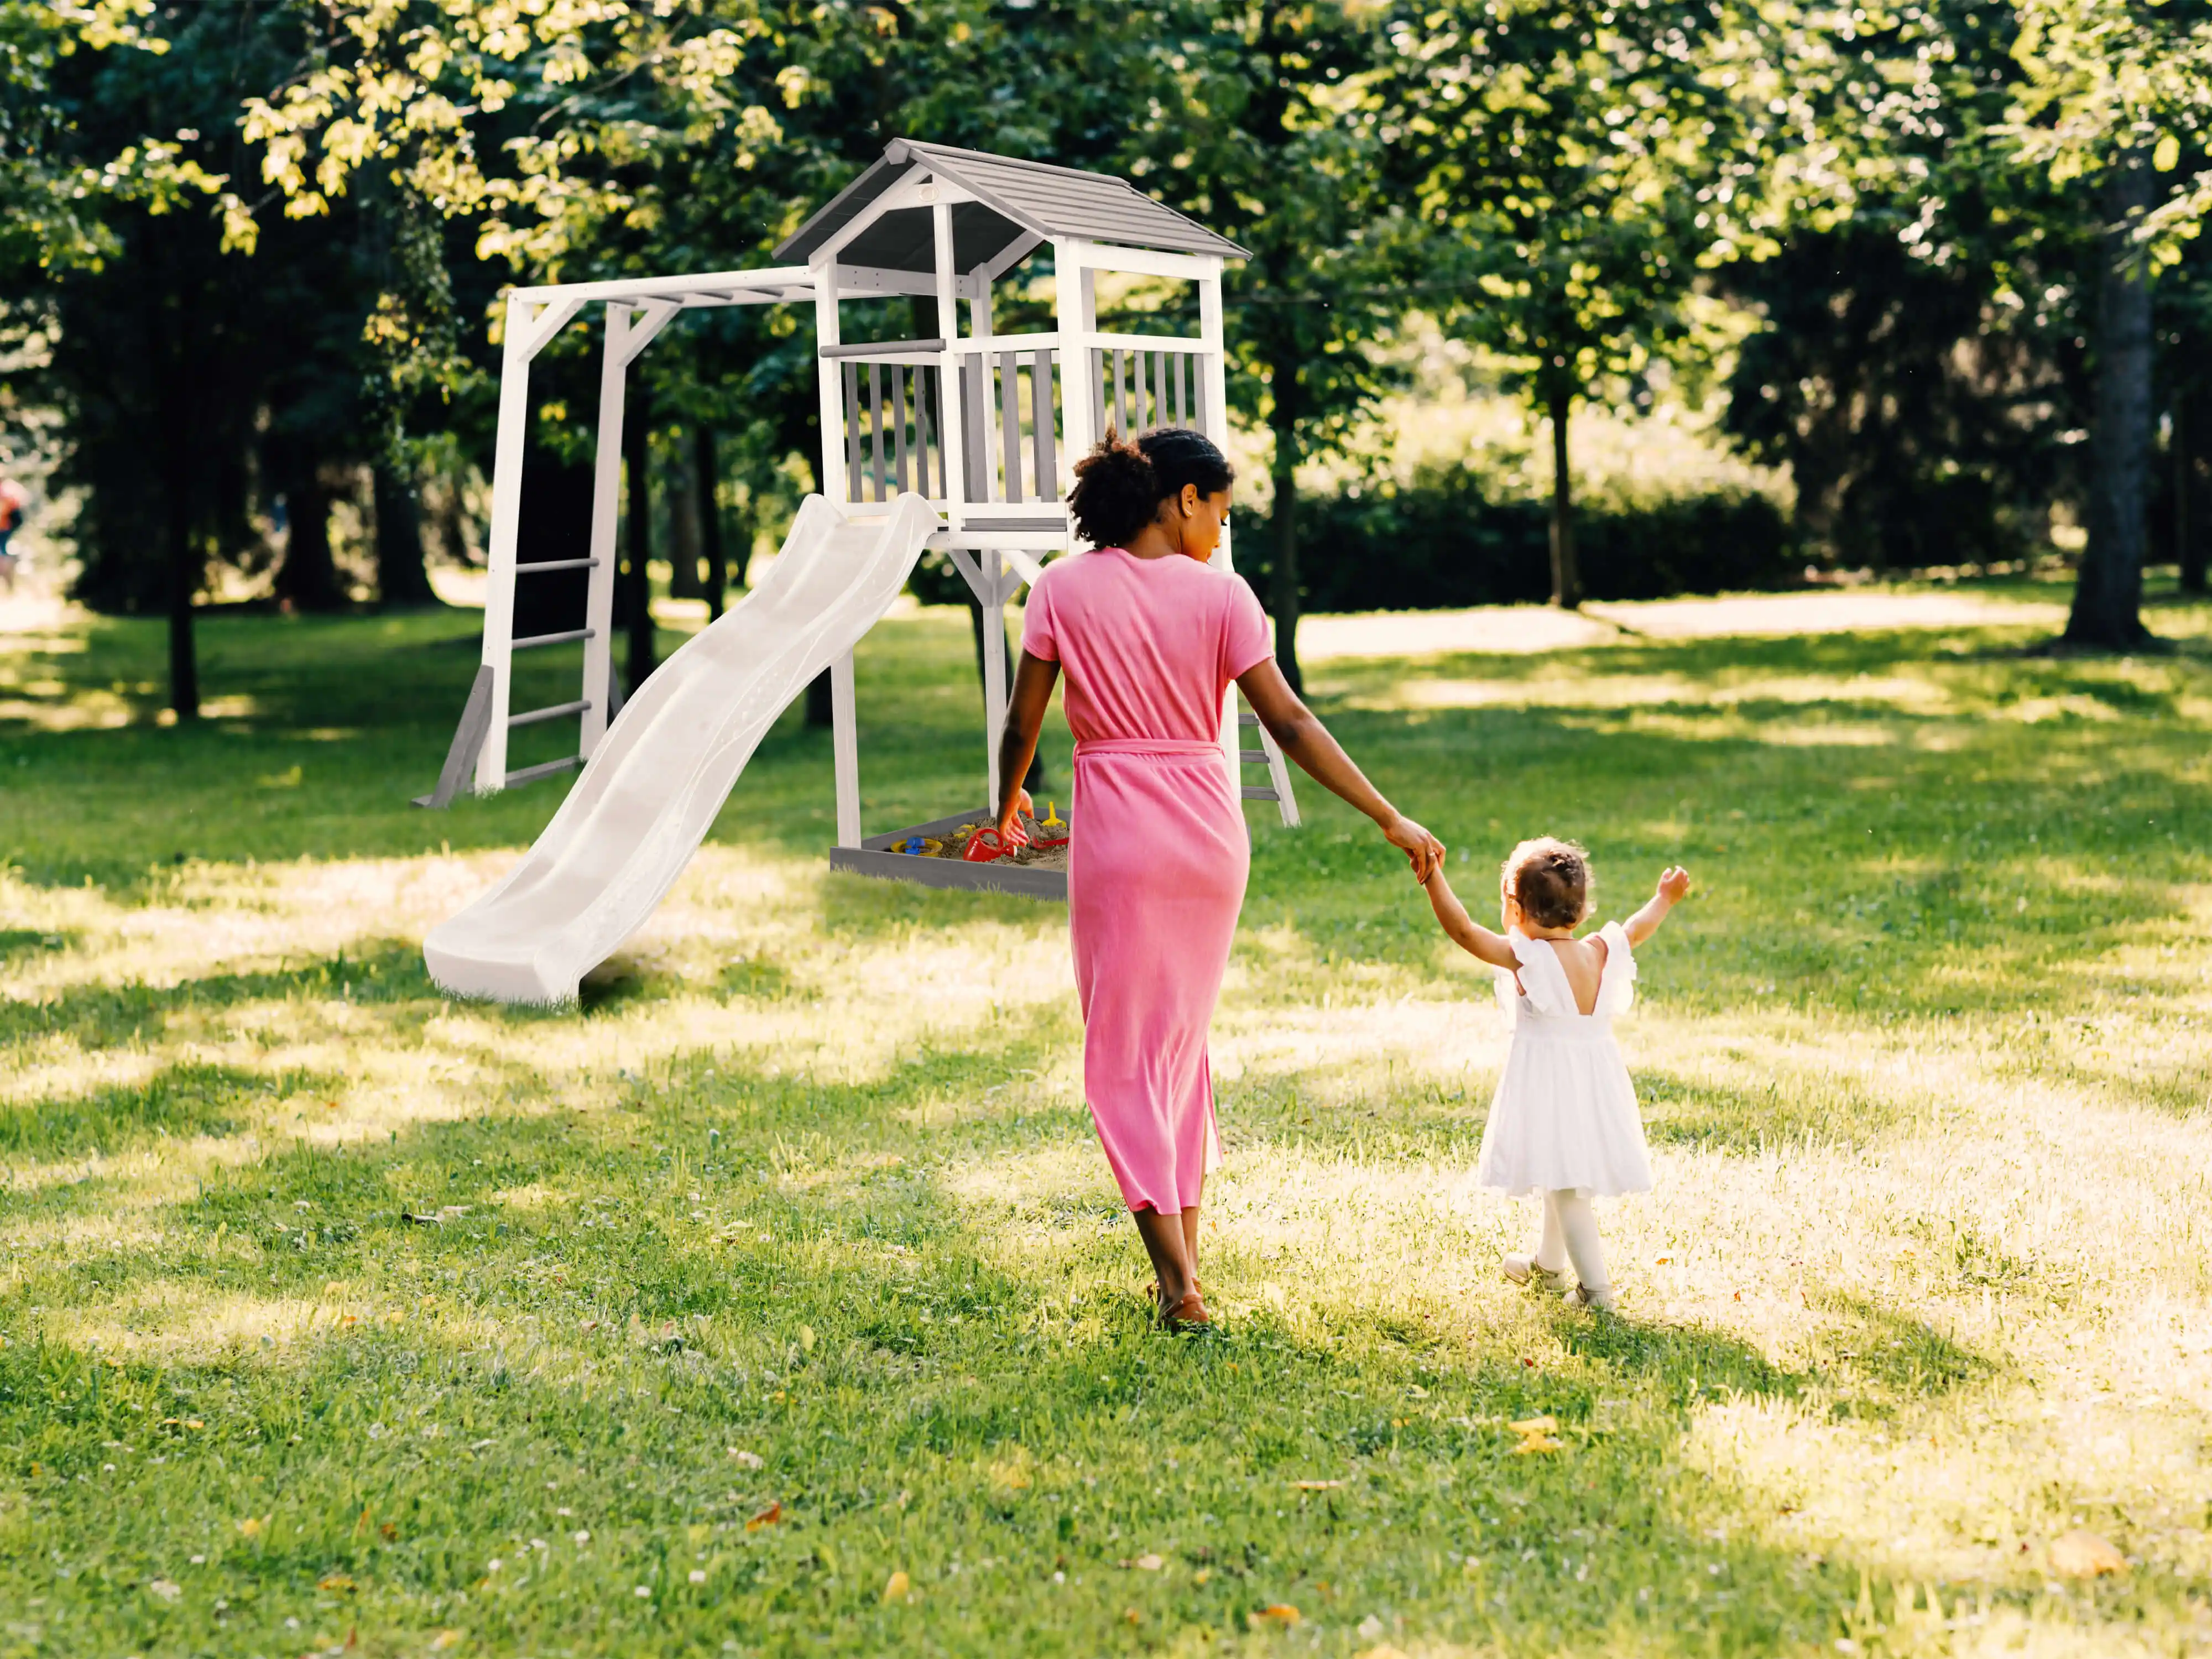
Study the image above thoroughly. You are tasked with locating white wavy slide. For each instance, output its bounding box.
[425,492,938,1004]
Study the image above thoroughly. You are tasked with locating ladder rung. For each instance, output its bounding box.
[508,698,592,728]
[516,558,601,575]
[1238,713,1259,727]
[505,755,583,786]
[1240,786,1280,802]
[1239,748,1270,765]
[513,628,595,650]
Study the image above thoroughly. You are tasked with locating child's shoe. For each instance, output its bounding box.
[1503,1253,1569,1291]
[1564,1281,1618,1313]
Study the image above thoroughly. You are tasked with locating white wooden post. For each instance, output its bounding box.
[580,304,628,757]
[983,547,1007,808]
[1198,263,1244,810]
[932,202,966,533]
[1052,240,1091,500]
[831,650,861,848]
[476,294,535,791]
[813,263,845,505]
[813,262,864,848]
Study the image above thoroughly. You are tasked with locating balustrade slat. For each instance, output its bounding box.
[842,361,863,501]
[916,366,936,497]
[999,351,1023,504]
[867,363,888,503]
[963,357,989,501]
[1091,349,1108,446]
[1113,349,1129,436]
[893,366,911,493]
[1030,349,1055,497]
[1170,349,1186,426]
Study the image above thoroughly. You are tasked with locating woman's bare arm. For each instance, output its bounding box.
[1236,657,1443,881]
[1421,865,1520,968]
[993,649,1061,838]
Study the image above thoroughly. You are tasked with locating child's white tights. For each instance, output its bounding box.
[1534,1188,1610,1296]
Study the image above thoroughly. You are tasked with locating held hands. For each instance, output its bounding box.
[1381,812,1446,884]
[1656,865,1692,904]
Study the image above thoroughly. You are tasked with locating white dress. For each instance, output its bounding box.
[1474,923,1655,1197]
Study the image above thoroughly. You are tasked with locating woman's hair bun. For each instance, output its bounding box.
[1067,426,1234,549]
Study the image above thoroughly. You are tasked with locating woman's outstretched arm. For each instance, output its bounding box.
[1236,658,1444,881]
[994,648,1061,840]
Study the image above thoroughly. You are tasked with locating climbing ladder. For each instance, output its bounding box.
[1237,700,1300,827]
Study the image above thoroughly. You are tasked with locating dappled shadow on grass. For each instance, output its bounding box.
[815,868,1067,942]
[0,938,437,1051]
[0,926,78,961]
[0,1060,337,1162]
[1639,1068,1905,1157]
[1807,1295,2001,1416]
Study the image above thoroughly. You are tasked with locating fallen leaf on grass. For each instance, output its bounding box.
[237,1516,267,1539]
[727,1448,764,1469]
[883,1570,910,1603]
[1118,1554,1164,1571]
[1248,1604,1301,1627]
[1508,1416,1558,1436]
[747,1501,783,1531]
[2050,1530,2127,1578]
[1290,1480,1343,1491]
[148,1578,182,1600]
[319,1573,357,1593]
[430,1635,462,1652]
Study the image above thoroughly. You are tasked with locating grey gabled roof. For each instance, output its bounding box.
[774,139,1248,273]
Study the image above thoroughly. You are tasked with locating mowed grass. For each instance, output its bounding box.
[3,581,2212,1658]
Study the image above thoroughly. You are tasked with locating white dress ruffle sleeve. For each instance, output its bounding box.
[1474,922,1654,1197]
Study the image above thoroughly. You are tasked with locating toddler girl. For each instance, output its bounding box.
[1421,838,1691,1311]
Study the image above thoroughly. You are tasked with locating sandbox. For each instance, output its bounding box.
[828,805,1071,900]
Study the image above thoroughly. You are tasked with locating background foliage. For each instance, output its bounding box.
[6,0,2212,684]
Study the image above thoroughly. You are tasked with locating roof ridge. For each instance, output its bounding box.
[896,138,1138,190]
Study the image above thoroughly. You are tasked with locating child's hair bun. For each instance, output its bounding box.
[1502,837,1592,930]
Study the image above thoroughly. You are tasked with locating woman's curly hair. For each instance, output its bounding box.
[1067,426,1234,549]
[1501,837,1593,930]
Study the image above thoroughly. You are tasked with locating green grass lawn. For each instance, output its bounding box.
[3,581,2211,1657]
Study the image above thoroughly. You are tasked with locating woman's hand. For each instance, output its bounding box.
[1381,812,1445,883]
[995,787,1035,847]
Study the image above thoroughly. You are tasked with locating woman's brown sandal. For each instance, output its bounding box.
[1159,1289,1212,1331]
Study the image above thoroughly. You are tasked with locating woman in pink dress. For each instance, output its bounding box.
[993,429,1443,1329]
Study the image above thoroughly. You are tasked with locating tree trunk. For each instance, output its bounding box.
[163,430,199,721]
[667,428,704,598]
[697,425,726,620]
[1267,351,1303,695]
[373,463,439,606]
[2065,157,2157,649]
[274,470,344,611]
[624,382,656,690]
[1548,386,1582,609]
[2180,386,2208,596]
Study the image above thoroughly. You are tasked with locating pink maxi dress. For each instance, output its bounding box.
[1019,547,1274,1214]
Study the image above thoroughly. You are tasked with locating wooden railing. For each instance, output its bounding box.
[960,348,1061,508]
[1092,342,1209,442]
[831,339,946,504]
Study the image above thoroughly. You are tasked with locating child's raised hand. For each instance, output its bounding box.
[1656,865,1692,904]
